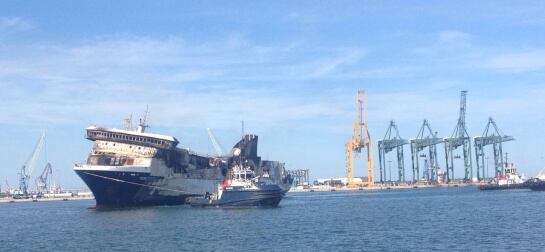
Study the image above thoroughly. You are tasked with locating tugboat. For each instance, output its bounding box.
[188,162,283,208]
[524,167,545,191]
[479,163,527,190]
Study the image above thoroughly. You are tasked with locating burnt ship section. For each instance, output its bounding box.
[74,125,290,207]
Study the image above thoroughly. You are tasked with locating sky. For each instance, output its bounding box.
[1,1,545,189]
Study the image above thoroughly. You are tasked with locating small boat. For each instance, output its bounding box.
[188,165,283,208]
[479,163,527,190]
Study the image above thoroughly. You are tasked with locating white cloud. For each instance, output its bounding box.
[0,17,33,31]
[308,49,364,78]
[0,35,358,130]
[483,50,545,73]
[438,30,472,44]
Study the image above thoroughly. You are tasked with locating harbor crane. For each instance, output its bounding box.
[19,131,46,197]
[410,120,443,183]
[378,121,408,183]
[444,91,472,182]
[35,163,52,193]
[474,118,514,179]
[345,90,374,187]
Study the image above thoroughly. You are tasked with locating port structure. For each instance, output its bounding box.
[287,169,310,187]
[19,131,46,196]
[345,90,374,187]
[35,163,52,193]
[474,117,514,180]
[444,91,472,182]
[410,120,443,182]
[378,121,408,183]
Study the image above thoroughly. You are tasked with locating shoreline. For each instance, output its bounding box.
[288,182,479,193]
[0,196,94,204]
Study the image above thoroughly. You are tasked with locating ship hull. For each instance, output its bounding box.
[525,179,545,191]
[478,183,526,191]
[75,169,193,207]
[189,186,283,208]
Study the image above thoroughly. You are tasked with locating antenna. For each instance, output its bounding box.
[142,106,149,126]
[137,106,150,133]
[241,120,245,139]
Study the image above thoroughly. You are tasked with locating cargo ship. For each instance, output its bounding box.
[74,119,292,207]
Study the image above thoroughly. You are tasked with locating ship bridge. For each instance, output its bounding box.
[85,126,179,150]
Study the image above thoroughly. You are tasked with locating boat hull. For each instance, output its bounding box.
[525,179,545,191]
[478,183,526,191]
[189,186,283,208]
[75,169,192,207]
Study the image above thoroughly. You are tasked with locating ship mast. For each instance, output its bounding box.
[137,106,149,133]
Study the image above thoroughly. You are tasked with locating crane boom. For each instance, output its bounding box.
[207,128,226,156]
[19,131,46,196]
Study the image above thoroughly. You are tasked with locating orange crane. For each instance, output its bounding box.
[345,90,374,187]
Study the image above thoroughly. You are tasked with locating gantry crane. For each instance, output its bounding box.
[345,90,374,187]
[444,91,472,182]
[474,117,514,179]
[410,120,443,182]
[18,131,46,197]
[378,121,408,183]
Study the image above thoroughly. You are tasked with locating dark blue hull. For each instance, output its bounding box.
[190,186,283,208]
[479,183,526,190]
[75,170,192,207]
[525,179,545,191]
